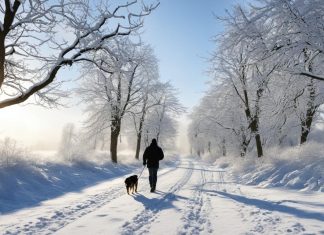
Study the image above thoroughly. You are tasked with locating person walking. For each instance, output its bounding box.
[143,138,164,192]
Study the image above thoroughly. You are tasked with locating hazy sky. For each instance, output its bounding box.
[0,0,245,151]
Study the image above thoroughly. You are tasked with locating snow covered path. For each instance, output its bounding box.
[1,158,323,235]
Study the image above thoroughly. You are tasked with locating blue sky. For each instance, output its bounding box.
[142,0,245,109]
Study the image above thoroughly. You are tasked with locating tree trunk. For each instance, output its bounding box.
[300,79,316,145]
[145,130,149,147]
[1,1,21,87]
[240,74,264,157]
[300,103,315,145]
[135,106,146,160]
[250,118,263,158]
[221,139,226,156]
[110,119,121,163]
[156,100,166,143]
[254,133,263,158]
[244,110,263,157]
[135,132,142,160]
[240,144,247,157]
[135,112,145,160]
[0,36,5,87]
[300,119,311,144]
[240,129,249,157]
[240,141,248,157]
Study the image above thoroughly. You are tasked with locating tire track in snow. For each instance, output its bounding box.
[177,163,213,235]
[1,163,180,235]
[121,160,194,235]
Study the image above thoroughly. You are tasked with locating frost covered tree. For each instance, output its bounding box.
[124,79,184,159]
[192,0,324,158]
[143,109,178,149]
[131,76,161,160]
[189,82,250,157]
[248,0,324,81]
[209,42,277,157]
[78,40,160,163]
[0,0,158,109]
[240,0,324,145]
[282,74,324,145]
[139,82,184,151]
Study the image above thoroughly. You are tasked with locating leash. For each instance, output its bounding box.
[138,165,146,179]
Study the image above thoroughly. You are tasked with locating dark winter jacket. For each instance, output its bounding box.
[143,142,164,168]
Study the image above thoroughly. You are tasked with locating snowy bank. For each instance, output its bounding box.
[214,142,324,192]
[0,150,178,214]
[0,160,136,214]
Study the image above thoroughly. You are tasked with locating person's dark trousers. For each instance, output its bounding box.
[148,167,158,191]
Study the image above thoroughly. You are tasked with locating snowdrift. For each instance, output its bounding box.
[214,142,324,192]
[0,160,138,214]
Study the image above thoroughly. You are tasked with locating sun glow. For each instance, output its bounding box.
[0,104,82,150]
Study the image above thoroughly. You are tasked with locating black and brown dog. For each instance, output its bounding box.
[124,175,138,195]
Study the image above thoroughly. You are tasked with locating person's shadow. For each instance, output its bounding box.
[132,190,188,213]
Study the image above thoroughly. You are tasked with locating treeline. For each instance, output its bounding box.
[189,0,324,158]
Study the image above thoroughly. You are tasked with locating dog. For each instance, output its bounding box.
[125,175,138,195]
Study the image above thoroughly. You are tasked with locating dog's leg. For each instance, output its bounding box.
[135,181,138,193]
[127,186,130,195]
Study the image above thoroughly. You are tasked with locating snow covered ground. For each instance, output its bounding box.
[0,157,323,235]
[219,143,324,192]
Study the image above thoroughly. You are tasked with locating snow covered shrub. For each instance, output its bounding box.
[57,123,113,164]
[0,137,27,166]
[57,123,89,162]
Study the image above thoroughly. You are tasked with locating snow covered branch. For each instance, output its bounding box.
[0,0,159,109]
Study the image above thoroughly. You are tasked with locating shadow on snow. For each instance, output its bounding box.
[131,190,189,212]
[204,189,324,222]
[0,161,138,214]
